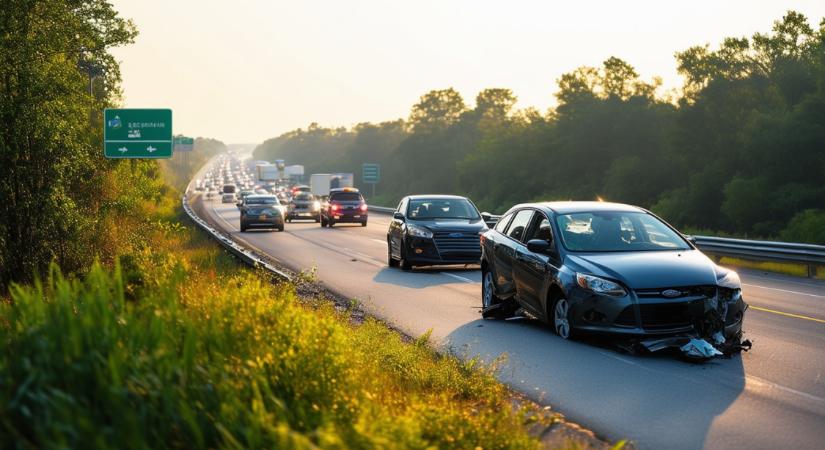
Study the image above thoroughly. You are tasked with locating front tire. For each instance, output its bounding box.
[277,224,285,232]
[399,241,413,271]
[240,223,247,232]
[387,239,399,267]
[552,296,576,340]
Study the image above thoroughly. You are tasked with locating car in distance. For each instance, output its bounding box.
[287,191,321,222]
[239,194,285,232]
[235,190,256,208]
[221,193,236,203]
[320,188,367,227]
[479,201,747,345]
[387,195,487,270]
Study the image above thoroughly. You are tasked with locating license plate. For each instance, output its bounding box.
[259,215,266,219]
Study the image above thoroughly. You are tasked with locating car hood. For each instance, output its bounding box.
[565,250,717,289]
[411,219,486,232]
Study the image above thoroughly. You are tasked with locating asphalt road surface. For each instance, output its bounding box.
[194,191,825,450]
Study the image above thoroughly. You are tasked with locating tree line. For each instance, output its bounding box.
[0,1,226,289]
[254,11,825,244]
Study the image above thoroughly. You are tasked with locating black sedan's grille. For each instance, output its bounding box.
[627,286,716,331]
[432,231,481,260]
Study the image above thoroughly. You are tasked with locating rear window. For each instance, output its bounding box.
[330,192,362,202]
[295,192,314,201]
[246,197,278,205]
[222,185,236,193]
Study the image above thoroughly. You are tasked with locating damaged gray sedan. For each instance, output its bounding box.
[480,202,749,359]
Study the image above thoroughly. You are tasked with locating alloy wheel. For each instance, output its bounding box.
[554,298,571,339]
[482,271,495,308]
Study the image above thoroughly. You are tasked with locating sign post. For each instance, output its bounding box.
[104,108,172,158]
[362,163,380,198]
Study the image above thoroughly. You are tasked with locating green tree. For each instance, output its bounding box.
[0,0,137,287]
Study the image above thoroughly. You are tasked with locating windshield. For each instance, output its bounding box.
[555,211,690,252]
[246,197,278,205]
[408,198,480,220]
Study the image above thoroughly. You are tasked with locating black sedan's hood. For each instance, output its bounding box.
[411,219,486,232]
[566,250,717,289]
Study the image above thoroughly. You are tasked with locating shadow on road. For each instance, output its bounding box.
[372,266,480,288]
[443,317,746,449]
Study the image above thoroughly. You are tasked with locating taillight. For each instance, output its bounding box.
[331,204,340,211]
[360,204,368,211]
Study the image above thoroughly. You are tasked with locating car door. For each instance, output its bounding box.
[493,209,534,299]
[513,212,557,317]
[388,198,408,258]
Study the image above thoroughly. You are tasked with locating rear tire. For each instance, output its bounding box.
[321,217,327,227]
[361,220,368,227]
[481,269,514,319]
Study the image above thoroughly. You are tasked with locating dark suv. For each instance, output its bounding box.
[320,188,367,227]
[480,201,747,347]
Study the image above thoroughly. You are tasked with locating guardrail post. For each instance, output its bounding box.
[808,264,816,278]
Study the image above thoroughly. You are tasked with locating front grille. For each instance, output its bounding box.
[634,285,715,331]
[638,302,699,330]
[432,231,481,260]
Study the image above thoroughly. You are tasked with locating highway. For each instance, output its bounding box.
[193,187,825,450]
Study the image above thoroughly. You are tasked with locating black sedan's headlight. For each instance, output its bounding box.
[575,273,627,297]
[406,224,433,239]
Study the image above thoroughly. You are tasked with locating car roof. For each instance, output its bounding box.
[509,201,645,215]
[405,194,469,201]
[329,188,361,194]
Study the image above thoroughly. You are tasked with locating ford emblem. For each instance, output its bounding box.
[662,289,682,298]
[448,232,463,238]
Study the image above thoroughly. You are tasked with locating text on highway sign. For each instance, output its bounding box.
[104,108,172,158]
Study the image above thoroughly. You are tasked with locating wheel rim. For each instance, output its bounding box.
[554,298,570,339]
[482,272,495,308]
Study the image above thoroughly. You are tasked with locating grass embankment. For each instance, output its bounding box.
[0,198,547,448]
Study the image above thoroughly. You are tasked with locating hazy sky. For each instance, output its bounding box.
[110,0,825,144]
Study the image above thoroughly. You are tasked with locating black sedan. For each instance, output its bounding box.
[387,195,488,270]
[239,195,285,232]
[287,192,321,222]
[480,201,747,347]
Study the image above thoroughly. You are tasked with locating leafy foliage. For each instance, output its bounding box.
[0,209,543,449]
[254,11,825,243]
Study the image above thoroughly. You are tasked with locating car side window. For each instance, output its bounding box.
[507,210,534,242]
[525,214,553,243]
[494,213,514,233]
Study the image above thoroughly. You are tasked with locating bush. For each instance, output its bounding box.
[780,209,825,245]
[0,223,541,449]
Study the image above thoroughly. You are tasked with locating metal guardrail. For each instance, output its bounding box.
[368,206,823,277]
[693,236,825,277]
[181,194,292,281]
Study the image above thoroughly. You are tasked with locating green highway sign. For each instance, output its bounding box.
[104,108,172,158]
[174,136,194,152]
[362,163,380,184]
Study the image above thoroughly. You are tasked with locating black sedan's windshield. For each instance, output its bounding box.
[555,211,690,252]
[408,198,479,220]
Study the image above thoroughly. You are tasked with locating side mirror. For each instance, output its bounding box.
[393,212,405,221]
[526,239,552,254]
[685,235,697,246]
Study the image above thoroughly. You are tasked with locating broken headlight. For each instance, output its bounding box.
[715,267,742,301]
[576,273,627,297]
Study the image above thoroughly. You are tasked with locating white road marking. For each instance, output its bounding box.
[746,374,825,405]
[441,272,474,283]
[743,283,825,299]
[370,238,386,245]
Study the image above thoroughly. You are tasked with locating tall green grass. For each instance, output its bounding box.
[0,214,543,449]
